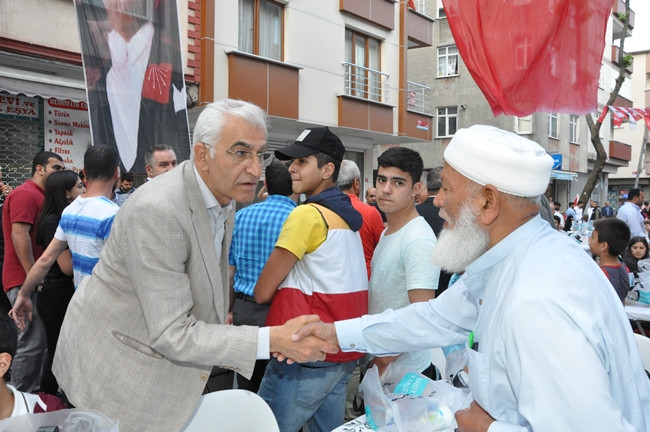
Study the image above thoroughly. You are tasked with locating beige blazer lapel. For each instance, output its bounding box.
[182,162,227,323]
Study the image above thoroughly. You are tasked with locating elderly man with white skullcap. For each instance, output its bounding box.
[292,125,650,432]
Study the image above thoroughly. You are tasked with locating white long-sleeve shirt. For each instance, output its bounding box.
[337,216,650,432]
[617,201,645,237]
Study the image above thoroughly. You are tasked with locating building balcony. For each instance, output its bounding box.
[611,45,633,74]
[226,51,300,120]
[339,62,393,134]
[406,80,432,115]
[609,140,631,162]
[612,0,634,39]
[339,0,395,30]
[406,5,434,48]
[612,93,633,109]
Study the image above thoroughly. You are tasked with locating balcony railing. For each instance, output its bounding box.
[406,80,432,114]
[343,62,389,103]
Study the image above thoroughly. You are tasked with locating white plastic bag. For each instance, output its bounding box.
[359,365,470,432]
[0,409,118,432]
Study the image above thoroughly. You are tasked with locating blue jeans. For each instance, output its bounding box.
[258,358,356,432]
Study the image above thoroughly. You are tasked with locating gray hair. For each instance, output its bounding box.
[144,144,174,168]
[337,160,360,190]
[426,166,443,191]
[192,99,268,158]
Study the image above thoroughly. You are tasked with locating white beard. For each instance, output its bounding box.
[432,202,489,273]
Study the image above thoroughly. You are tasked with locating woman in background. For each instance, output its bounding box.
[35,170,85,395]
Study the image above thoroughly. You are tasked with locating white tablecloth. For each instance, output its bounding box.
[626,304,650,321]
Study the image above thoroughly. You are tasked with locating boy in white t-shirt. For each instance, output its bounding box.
[369,146,441,379]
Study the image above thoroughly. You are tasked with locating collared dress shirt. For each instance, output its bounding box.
[336,216,650,432]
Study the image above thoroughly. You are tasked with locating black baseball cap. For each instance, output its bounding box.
[274,127,345,162]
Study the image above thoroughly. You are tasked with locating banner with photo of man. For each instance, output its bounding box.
[74,0,191,173]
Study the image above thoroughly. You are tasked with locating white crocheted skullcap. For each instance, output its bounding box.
[444,125,553,197]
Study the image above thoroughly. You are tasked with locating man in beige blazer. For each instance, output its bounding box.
[51,99,336,432]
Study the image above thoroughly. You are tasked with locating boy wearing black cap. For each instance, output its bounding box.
[254,127,368,432]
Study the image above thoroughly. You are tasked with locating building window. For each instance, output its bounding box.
[437,107,458,137]
[437,46,458,77]
[239,0,283,61]
[515,115,533,134]
[569,115,579,143]
[548,113,558,139]
[344,29,383,102]
[437,0,446,18]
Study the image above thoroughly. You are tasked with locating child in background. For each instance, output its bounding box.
[622,236,650,275]
[589,218,631,303]
[0,313,63,420]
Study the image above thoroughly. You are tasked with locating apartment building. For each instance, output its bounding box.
[1,0,437,191]
[608,47,650,205]
[404,0,635,208]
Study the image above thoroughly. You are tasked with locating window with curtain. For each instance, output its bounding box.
[437,107,458,137]
[345,29,382,101]
[548,113,558,139]
[569,115,579,143]
[238,0,283,61]
[437,46,458,77]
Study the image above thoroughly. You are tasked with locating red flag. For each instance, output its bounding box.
[442,0,614,117]
[573,194,579,207]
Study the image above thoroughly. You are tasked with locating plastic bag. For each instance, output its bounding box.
[634,268,650,306]
[0,409,118,432]
[359,365,470,432]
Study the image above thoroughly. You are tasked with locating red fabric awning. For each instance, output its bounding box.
[443,0,615,117]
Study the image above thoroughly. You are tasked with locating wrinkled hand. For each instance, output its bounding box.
[270,315,339,364]
[455,401,494,432]
[8,292,33,331]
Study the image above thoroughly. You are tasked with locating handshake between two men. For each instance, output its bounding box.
[269,315,339,363]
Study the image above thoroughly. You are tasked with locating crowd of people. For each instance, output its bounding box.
[0,100,648,432]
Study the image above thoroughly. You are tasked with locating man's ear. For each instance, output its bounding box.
[194,143,210,172]
[321,162,335,180]
[0,352,11,379]
[477,184,500,225]
[412,181,422,199]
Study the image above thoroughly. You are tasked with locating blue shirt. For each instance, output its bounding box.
[229,195,296,296]
[336,216,650,431]
[54,196,118,288]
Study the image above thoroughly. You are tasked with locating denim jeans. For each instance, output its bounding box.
[258,358,356,432]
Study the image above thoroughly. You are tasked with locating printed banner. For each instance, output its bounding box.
[443,0,614,117]
[74,0,191,173]
[44,98,91,173]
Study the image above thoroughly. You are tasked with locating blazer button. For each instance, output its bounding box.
[200,373,209,381]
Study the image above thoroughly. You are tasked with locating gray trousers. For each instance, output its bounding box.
[7,286,48,392]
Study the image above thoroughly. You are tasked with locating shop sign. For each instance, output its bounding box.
[44,98,91,172]
[0,95,38,118]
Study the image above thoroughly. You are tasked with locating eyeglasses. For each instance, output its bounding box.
[210,146,274,167]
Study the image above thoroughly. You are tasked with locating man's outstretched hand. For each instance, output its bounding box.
[270,315,339,364]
